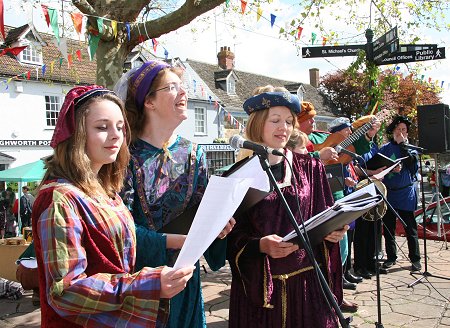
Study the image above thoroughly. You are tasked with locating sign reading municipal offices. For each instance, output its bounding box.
[0,140,51,147]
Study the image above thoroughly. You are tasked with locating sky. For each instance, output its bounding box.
[3,0,450,104]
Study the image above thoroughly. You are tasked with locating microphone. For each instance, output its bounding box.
[229,135,284,156]
[400,143,426,152]
[335,145,359,159]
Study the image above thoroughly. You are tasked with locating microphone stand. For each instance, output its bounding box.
[256,153,352,328]
[354,159,409,328]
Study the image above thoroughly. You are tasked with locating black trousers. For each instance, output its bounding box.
[382,208,421,263]
[353,217,380,272]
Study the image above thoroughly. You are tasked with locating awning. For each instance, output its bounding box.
[0,160,45,182]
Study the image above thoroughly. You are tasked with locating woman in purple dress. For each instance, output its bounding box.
[227,86,347,328]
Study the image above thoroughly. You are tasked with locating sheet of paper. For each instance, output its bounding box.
[334,183,376,204]
[228,155,270,192]
[173,175,253,269]
[372,156,409,180]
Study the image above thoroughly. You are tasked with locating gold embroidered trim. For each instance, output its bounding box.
[263,260,274,309]
[235,244,249,297]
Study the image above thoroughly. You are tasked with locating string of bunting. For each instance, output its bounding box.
[0,0,448,94]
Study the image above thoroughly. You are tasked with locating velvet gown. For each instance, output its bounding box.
[227,151,343,328]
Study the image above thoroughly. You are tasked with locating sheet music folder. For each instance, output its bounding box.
[283,185,383,246]
[158,156,269,235]
[365,153,399,171]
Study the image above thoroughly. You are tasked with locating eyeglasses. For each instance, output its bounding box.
[153,82,188,94]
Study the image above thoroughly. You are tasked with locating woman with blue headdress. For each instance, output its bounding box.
[114,61,234,328]
[227,85,347,328]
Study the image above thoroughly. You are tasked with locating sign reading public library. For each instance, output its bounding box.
[0,140,51,147]
[374,47,445,65]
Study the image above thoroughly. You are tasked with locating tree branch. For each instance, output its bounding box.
[141,0,225,40]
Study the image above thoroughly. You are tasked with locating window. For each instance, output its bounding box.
[45,95,61,127]
[195,107,207,134]
[20,42,42,65]
[227,77,236,95]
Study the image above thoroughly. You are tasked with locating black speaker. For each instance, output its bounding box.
[417,103,450,154]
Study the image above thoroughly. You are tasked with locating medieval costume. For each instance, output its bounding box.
[121,136,226,328]
[33,179,167,327]
[227,151,343,328]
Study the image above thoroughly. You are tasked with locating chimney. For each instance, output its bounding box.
[309,68,320,88]
[217,46,235,70]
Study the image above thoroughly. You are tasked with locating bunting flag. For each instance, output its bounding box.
[42,64,46,77]
[208,95,212,104]
[76,49,82,61]
[59,58,63,68]
[88,33,101,60]
[441,81,445,88]
[70,12,83,36]
[41,4,50,27]
[322,37,327,46]
[50,61,54,74]
[420,74,424,80]
[111,20,118,38]
[0,0,5,40]
[138,35,145,43]
[257,7,263,21]
[240,0,247,14]
[48,7,60,44]
[152,38,158,52]
[270,14,276,27]
[214,100,219,109]
[67,54,73,68]
[0,45,27,58]
[193,79,197,93]
[97,17,104,35]
[226,0,230,7]
[54,37,68,60]
[297,26,303,40]
[311,32,317,45]
[26,71,30,80]
[164,48,169,60]
[125,22,130,41]
[428,77,432,83]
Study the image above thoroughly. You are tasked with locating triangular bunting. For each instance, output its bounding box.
[41,4,50,27]
[48,7,60,44]
[241,0,247,14]
[270,14,276,28]
[70,12,83,36]
[257,7,263,22]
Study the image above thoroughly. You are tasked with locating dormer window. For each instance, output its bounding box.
[227,77,236,95]
[20,41,42,65]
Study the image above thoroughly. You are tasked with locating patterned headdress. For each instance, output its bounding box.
[129,60,170,112]
[243,92,301,115]
[50,85,115,148]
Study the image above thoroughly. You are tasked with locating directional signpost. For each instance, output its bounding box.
[301,25,446,66]
[374,47,445,65]
[302,45,365,58]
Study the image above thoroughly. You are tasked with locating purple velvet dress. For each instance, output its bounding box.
[227,152,343,328]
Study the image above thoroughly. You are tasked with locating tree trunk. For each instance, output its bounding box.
[95,39,130,89]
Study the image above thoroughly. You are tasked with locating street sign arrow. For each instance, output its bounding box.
[373,26,398,54]
[302,44,365,58]
[374,47,446,66]
[373,38,400,61]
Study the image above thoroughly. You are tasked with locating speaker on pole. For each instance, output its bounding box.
[417,103,450,154]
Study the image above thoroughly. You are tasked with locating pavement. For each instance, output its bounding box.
[1,187,450,327]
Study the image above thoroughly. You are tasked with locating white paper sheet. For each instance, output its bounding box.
[372,156,408,180]
[228,156,271,192]
[173,175,254,269]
